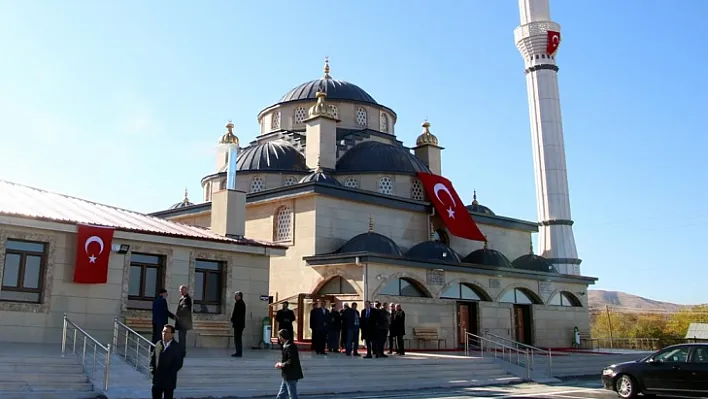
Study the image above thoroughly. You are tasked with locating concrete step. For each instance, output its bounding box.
[0,381,94,391]
[0,373,88,383]
[0,354,96,399]
[0,391,97,399]
[0,364,85,374]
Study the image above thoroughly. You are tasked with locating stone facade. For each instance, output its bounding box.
[0,216,275,348]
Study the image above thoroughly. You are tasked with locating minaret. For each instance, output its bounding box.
[514,0,581,275]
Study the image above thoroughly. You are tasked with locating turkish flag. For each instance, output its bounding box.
[416,172,486,242]
[73,224,115,284]
[547,30,561,55]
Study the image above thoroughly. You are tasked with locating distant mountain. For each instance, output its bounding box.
[588,289,692,312]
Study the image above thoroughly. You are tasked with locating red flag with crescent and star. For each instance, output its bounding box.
[547,30,561,55]
[73,224,115,284]
[416,172,486,242]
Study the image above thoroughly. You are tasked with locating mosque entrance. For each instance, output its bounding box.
[457,302,479,347]
[512,304,533,345]
[298,293,336,341]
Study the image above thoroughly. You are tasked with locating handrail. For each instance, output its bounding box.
[61,313,112,391]
[112,317,154,375]
[464,331,531,379]
[586,337,659,352]
[485,331,553,377]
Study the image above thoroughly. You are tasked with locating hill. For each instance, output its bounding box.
[588,289,691,312]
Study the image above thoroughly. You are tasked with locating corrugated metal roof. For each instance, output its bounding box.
[685,323,708,339]
[0,180,283,249]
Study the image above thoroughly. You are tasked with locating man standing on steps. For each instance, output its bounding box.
[175,285,193,354]
[152,289,174,344]
[149,324,184,399]
[275,301,296,347]
[230,291,246,357]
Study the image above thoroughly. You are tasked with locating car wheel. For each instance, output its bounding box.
[615,374,637,398]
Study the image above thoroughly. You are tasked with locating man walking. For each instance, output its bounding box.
[274,329,303,399]
[230,291,246,357]
[151,289,174,344]
[175,285,193,354]
[149,324,184,399]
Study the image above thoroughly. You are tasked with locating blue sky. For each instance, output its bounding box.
[1,1,705,305]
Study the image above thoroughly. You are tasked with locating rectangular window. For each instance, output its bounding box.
[127,253,164,310]
[194,259,223,314]
[1,239,47,303]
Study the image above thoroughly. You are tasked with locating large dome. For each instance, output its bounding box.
[336,232,403,257]
[279,78,378,105]
[336,141,430,174]
[236,140,309,172]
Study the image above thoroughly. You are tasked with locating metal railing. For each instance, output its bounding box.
[485,331,553,377]
[587,337,660,352]
[112,317,154,375]
[464,330,531,379]
[61,313,112,391]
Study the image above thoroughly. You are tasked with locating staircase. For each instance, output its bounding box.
[174,351,521,398]
[0,346,95,399]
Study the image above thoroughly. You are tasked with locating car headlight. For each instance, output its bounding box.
[602,368,614,376]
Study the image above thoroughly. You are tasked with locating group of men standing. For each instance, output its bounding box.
[275,299,406,358]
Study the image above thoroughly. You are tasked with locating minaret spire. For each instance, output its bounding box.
[515,0,580,275]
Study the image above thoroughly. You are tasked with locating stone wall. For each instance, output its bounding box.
[532,305,590,348]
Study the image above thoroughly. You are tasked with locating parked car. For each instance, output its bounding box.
[601,343,708,398]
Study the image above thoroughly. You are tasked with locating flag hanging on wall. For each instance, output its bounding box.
[416,172,486,242]
[73,224,115,284]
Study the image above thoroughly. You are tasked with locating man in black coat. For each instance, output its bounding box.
[360,300,378,358]
[274,329,303,399]
[309,300,328,355]
[151,289,175,344]
[275,301,296,341]
[149,324,184,399]
[230,291,246,357]
[342,302,361,356]
[374,301,389,358]
[175,285,193,354]
[394,304,406,355]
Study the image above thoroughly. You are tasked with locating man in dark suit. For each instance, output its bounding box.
[149,324,184,399]
[175,285,193,354]
[230,291,246,357]
[374,301,388,358]
[387,303,397,354]
[342,302,361,356]
[274,329,303,399]
[326,303,341,353]
[275,301,296,343]
[309,301,328,355]
[394,304,406,355]
[360,300,377,359]
[152,289,175,344]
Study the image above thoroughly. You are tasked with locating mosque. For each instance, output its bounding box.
[153,58,596,349]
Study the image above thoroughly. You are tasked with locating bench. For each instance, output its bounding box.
[193,320,233,348]
[413,327,446,350]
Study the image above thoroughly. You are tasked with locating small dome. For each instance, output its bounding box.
[236,140,308,172]
[299,170,342,186]
[466,191,495,215]
[512,254,558,273]
[406,241,460,263]
[336,232,403,257]
[280,79,378,105]
[415,121,439,146]
[169,188,194,209]
[336,141,430,174]
[462,247,513,268]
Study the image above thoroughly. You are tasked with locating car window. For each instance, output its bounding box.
[690,347,708,363]
[653,347,689,363]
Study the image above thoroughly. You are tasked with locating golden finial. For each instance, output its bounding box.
[368,215,374,233]
[323,56,331,79]
[415,120,439,146]
[472,190,479,206]
[529,237,534,254]
[315,156,322,172]
[219,121,239,146]
[183,187,189,203]
[483,236,489,250]
[307,89,336,120]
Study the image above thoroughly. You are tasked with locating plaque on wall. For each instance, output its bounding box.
[539,282,553,295]
[426,269,445,285]
[488,278,501,289]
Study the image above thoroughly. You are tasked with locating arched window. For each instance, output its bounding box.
[548,291,582,307]
[205,182,212,201]
[411,179,424,200]
[499,288,541,305]
[249,176,265,193]
[328,105,338,119]
[273,206,293,242]
[343,177,359,188]
[356,107,368,126]
[377,176,393,195]
[380,113,389,132]
[271,111,281,130]
[294,107,307,125]
[379,278,429,297]
[317,276,357,295]
[441,283,490,301]
[283,176,298,186]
